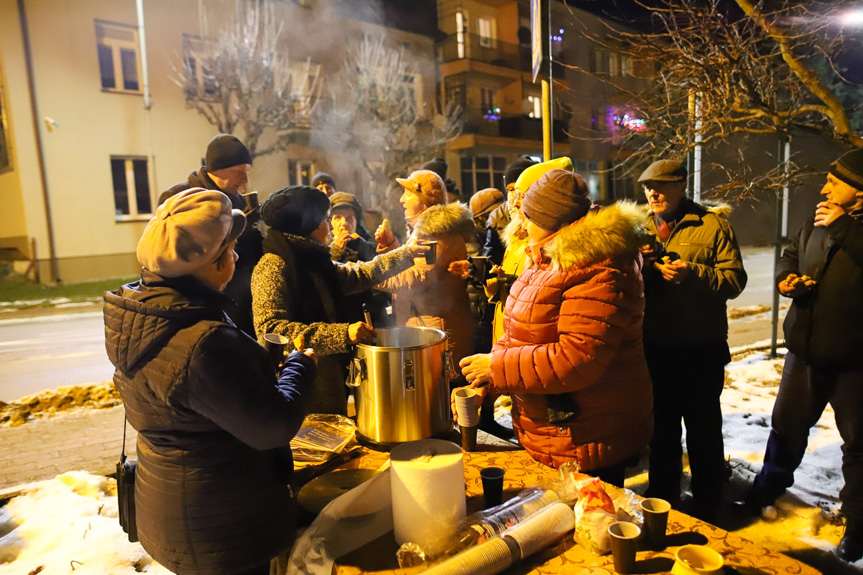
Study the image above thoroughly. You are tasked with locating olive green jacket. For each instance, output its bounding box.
[642,199,747,349]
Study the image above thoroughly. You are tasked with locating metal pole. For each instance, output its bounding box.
[541,79,552,161]
[18,0,60,284]
[769,134,789,357]
[693,93,703,203]
[136,0,158,197]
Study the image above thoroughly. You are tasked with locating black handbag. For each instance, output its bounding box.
[117,414,139,543]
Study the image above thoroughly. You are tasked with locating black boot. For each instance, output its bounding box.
[837,520,863,562]
[731,485,780,517]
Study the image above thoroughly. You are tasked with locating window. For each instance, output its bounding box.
[460,156,506,197]
[399,74,421,113]
[445,79,465,109]
[182,35,217,100]
[478,17,495,48]
[110,156,152,220]
[287,159,313,186]
[527,95,542,119]
[456,11,467,59]
[620,55,633,77]
[576,160,602,201]
[480,87,495,113]
[95,21,141,94]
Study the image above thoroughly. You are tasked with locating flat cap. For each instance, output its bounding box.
[638,160,687,183]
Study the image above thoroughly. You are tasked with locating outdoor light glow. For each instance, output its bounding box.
[614,113,647,132]
[842,9,863,26]
[484,107,501,121]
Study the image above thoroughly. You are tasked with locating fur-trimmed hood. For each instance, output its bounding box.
[643,198,733,220]
[411,202,475,238]
[501,212,528,246]
[539,201,649,271]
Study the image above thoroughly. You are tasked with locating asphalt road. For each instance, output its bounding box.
[0,246,780,404]
[0,311,113,403]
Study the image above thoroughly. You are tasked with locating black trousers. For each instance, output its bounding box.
[645,344,728,509]
[753,351,863,521]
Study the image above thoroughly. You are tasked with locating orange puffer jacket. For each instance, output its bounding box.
[490,202,653,470]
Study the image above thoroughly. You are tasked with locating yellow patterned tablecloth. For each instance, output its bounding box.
[331,448,818,575]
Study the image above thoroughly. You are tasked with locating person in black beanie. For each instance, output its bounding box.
[158,134,261,337]
[311,172,336,197]
[485,155,537,264]
[251,185,427,414]
[421,157,462,202]
[739,148,863,562]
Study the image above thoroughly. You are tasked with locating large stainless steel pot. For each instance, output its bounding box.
[347,327,455,447]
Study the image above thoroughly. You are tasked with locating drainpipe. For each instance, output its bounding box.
[18,0,60,283]
[136,0,157,195]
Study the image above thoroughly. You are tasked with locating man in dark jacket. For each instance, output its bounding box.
[639,159,747,522]
[743,148,863,561]
[104,189,317,575]
[159,134,261,336]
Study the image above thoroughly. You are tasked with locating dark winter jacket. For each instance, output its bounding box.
[159,169,263,336]
[642,199,747,350]
[252,232,416,414]
[778,210,863,368]
[330,235,391,326]
[490,202,653,470]
[103,271,316,575]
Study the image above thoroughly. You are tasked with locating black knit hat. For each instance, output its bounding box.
[205,134,252,172]
[504,155,538,188]
[261,185,330,237]
[522,169,591,231]
[830,148,863,190]
[420,157,448,180]
[311,172,335,188]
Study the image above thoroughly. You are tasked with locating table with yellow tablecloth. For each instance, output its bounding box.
[323,447,819,575]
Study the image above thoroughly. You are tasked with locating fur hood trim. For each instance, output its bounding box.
[412,202,475,238]
[642,199,733,220]
[501,213,528,246]
[543,201,649,271]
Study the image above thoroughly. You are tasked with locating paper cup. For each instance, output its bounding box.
[262,333,289,370]
[640,497,671,549]
[479,467,505,508]
[608,521,641,574]
[454,388,480,427]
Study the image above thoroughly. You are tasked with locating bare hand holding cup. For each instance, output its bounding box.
[459,353,493,387]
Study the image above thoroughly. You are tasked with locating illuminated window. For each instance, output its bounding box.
[528,95,541,119]
[288,159,313,186]
[456,11,466,59]
[95,21,141,94]
[478,17,495,48]
[110,156,152,220]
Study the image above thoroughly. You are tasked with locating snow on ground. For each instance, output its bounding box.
[0,349,859,573]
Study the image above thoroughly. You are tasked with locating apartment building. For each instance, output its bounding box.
[436,0,648,202]
[0,0,438,282]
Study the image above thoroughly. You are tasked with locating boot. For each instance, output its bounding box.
[838,520,863,562]
[731,485,780,517]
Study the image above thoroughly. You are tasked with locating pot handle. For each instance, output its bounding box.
[346,357,366,388]
[443,350,458,381]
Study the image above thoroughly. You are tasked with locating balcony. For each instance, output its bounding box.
[462,107,569,142]
[440,33,530,70]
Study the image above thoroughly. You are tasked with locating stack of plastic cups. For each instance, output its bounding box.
[454,388,481,452]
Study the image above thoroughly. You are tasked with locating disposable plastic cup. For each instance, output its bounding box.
[608,521,641,574]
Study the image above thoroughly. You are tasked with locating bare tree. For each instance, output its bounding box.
[318,34,462,224]
[173,0,320,157]
[564,0,863,201]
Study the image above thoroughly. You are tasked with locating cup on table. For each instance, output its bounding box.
[262,333,289,371]
[454,388,480,452]
[479,467,505,508]
[418,240,437,264]
[639,497,671,549]
[608,521,641,574]
[671,544,723,575]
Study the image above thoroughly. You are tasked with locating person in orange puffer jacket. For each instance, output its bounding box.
[458,169,654,487]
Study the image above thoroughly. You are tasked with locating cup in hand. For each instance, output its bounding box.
[454,388,480,452]
[242,191,260,213]
[639,497,671,549]
[418,240,437,264]
[468,256,491,283]
[608,521,641,574]
[262,333,289,371]
[479,467,505,508]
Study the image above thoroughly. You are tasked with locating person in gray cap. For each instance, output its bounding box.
[104,189,317,575]
[738,148,863,562]
[159,133,261,336]
[638,158,747,522]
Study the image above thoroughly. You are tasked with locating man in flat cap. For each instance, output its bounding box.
[740,148,863,561]
[639,159,747,522]
[159,134,261,335]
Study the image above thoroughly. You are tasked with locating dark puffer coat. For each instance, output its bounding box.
[103,271,316,575]
[778,210,863,368]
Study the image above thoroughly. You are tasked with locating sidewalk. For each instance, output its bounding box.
[0,405,136,498]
